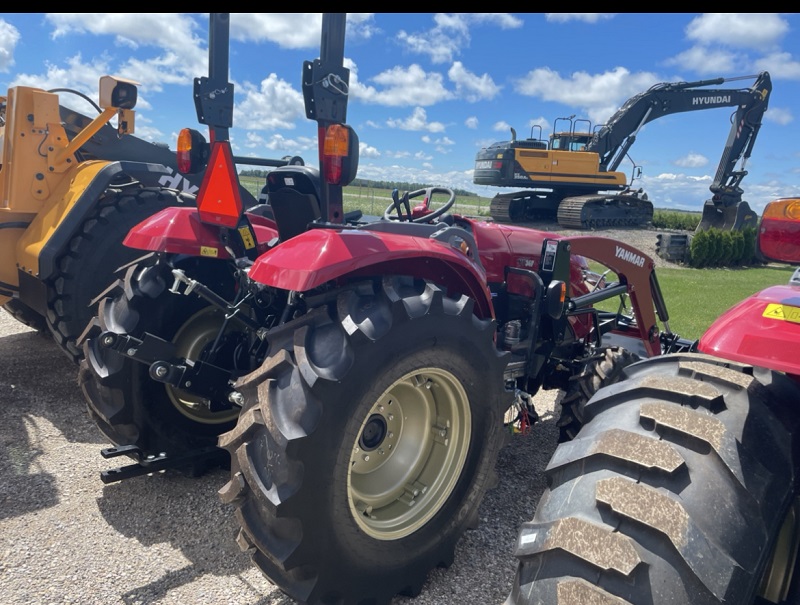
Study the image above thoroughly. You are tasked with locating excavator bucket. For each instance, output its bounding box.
[698,200,759,232]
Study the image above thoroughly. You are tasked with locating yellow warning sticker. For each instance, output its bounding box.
[238,226,256,249]
[763,303,800,324]
[200,246,219,257]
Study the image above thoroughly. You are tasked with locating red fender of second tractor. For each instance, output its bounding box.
[122,207,278,258]
[248,228,495,317]
[698,284,800,376]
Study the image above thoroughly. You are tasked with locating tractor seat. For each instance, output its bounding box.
[266,166,322,241]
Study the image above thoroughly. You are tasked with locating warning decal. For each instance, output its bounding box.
[763,303,800,324]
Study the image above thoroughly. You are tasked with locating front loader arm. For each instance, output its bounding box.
[566,236,664,357]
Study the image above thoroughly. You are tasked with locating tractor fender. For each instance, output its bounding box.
[122,206,278,259]
[248,228,495,318]
[21,160,176,281]
[698,283,800,376]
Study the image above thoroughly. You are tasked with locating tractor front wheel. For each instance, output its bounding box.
[218,276,510,605]
[507,353,800,605]
[557,345,640,441]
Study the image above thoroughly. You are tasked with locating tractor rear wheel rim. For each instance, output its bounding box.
[348,367,471,540]
[166,306,243,425]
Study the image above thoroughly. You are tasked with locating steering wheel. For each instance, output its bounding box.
[383,187,456,223]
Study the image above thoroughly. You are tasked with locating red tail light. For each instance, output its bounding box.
[320,124,359,185]
[197,140,243,228]
[177,128,209,174]
[759,198,800,263]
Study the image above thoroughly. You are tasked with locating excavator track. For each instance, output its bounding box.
[557,194,654,229]
[489,192,559,224]
[489,194,522,223]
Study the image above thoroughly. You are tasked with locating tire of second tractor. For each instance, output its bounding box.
[506,353,800,605]
[79,254,243,458]
[557,345,641,442]
[47,186,192,363]
[2,298,48,333]
[218,276,511,605]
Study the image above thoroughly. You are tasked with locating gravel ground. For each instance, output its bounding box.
[0,225,681,605]
[0,310,561,605]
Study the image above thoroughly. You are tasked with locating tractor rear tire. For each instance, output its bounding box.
[79,254,242,457]
[557,345,640,441]
[47,186,192,363]
[218,276,510,605]
[507,353,800,605]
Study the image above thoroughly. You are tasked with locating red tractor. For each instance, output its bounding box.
[507,197,800,605]
[79,13,691,605]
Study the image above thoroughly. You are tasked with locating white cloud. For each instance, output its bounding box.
[528,117,550,131]
[229,14,376,48]
[386,107,445,133]
[514,66,660,124]
[11,54,116,113]
[686,14,788,50]
[765,106,793,125]
[397,30,460,65]
[465,116,478,129]
[673,152,709,168]
[448,61,500,102]
[545,14,615,23]
[469,13,523,29]
[352,64,452,107]
[244,131,266,148]
[397,13,522,64]
[641,170,786,213]
[493,121,512,132]
[414,150,433,161]
[238,132,315,156]
[234,73,305,130]
[359,141,381,158]
[45,13,206,84]
[755,52,800,80]
[666,46,737,74]
[0,19,20,72]
[230,13,320,48]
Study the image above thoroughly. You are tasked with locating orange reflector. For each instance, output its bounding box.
[322,124,350,185]
[323,124,349,157]
[176,129,194,173]
[197,141,243,228]
[763,198,800,220]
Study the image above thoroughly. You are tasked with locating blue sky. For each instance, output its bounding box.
[1,13,798,213]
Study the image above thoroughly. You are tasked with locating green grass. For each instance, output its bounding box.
[654,265,795,340]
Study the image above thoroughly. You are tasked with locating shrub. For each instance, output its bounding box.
[652,209,702,231]
[689,226,760,267]
[690,230,711,267]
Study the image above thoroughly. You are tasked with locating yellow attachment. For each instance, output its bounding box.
[15,160,108,277]
[0,87,71,213]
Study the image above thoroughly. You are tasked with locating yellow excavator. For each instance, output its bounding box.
[474,72,772,230]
